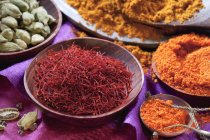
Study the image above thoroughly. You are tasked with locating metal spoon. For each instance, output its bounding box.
[141,0,210,29]
[161,97,210,139]
[165,124,210,137]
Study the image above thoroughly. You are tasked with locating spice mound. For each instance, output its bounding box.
[33,45,132,116]
[153,33,210,96]
[140,98,188,133]
[66,0,163,40]
[66,0,203,40]
[123,0,203,23]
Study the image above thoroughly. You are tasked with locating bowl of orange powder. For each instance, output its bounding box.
[152,33,210,106]
[140,94,193,137]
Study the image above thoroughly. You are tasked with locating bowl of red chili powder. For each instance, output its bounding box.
[24,37,144,126]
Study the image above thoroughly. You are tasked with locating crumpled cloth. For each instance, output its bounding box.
[0,21,209,140]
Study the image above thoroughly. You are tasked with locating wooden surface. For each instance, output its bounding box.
[24,37,144,126]
[0,0,62,65]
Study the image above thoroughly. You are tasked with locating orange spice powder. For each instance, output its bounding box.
[140,98,188,133]
[153,33,210,96]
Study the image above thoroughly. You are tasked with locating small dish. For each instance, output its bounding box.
[140,94,193,137]
[24,37,144,126]
[0,0,62,64]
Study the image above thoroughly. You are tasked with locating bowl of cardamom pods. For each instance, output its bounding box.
[0,0,62,64]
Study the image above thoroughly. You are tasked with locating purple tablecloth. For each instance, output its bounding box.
[0,21,209,140]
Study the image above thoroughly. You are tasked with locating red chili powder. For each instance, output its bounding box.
[33,45,132,116]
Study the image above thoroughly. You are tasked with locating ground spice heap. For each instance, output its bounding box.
[66,0,163,40]
[153,33,210,96]
[66,0,203,40]
[140,98,188,133]
[123,0,203,23]
[33,45,132,116]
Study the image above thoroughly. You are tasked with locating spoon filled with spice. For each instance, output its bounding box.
[140,94,193,138]
[125,0,210,29]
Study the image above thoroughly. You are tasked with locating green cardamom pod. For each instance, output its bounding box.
[0,42,23,52]
[48,15,56,25]
[2,3,22,18]
[0,108,20,121]
[0,23,10,31]
[17,110,38,131]
[0,34,8,43]
[22,11,35,25]
[31,34,44,45]
[33,22,44,33]
[15,29,31,45]
[14,39,27,49]
[10,0,29,12]
[41,25,50,37]
[24,0,39,11]
[32,6,49,25]
[1,28,14,41]
[25,23,33,32]
[1,16,18,28]
[25,22,44,34]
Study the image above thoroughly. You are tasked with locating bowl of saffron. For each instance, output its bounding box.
[24,37,144,126]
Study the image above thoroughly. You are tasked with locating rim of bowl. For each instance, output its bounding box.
[0,0,62,56]
[140,94,193,137]
[24,37,145,119]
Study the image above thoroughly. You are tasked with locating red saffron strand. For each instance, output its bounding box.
[33,45,132,116]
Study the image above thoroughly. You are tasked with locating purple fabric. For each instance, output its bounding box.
[0,21,208,140]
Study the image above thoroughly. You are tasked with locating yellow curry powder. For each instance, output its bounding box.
[66,0,203,40]
[153,33,210,96]
[123,0,203,23]
[66,0,163,40]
